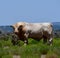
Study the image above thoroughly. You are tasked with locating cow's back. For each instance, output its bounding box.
[24,23,53,38]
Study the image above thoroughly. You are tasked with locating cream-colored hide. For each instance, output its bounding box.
[12,22,53,45]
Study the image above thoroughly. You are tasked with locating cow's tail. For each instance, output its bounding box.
[50,23,54,40]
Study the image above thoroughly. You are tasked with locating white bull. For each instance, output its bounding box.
[11,22,53,45]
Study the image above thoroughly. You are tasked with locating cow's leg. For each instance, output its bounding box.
[48,37,53,46]
[47,35,53,46]
[24,39,28,45]
[24,33,28,45]
[43,36,47,44]
[11,38,19,45]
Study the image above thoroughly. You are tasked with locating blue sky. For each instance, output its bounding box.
[0,0,60,25]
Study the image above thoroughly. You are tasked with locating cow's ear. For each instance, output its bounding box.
[18,25,23,31]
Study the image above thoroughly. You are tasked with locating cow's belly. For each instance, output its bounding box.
[28,32,43,39]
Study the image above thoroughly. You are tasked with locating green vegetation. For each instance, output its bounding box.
[0,36,60,58]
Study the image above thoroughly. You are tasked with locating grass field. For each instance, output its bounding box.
[0,36,60,58]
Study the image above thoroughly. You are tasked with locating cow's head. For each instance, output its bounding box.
[10,22,26,34]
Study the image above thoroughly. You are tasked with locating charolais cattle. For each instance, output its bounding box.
[11,22,53,45]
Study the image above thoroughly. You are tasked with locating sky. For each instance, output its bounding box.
[0,0,60,25]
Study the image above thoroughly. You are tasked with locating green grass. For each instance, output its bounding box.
[0,37,60,58]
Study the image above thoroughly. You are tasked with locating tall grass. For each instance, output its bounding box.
[0,36,60,58]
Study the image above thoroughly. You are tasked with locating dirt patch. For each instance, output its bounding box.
[41,54,46,58]
[13,55,20,58]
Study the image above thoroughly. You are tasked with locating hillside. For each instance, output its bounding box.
[0,26,13,34]
[52,22,60,30]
